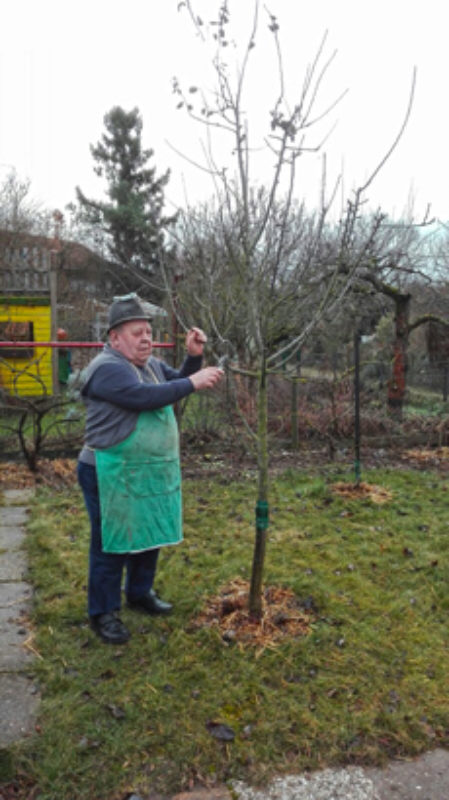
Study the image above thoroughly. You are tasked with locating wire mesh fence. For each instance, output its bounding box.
[1,331,449,469]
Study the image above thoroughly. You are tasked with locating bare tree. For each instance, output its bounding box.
[0,356,83,471]
[168,0,416,617]
[0,169,52,236]
[331,213,449,418]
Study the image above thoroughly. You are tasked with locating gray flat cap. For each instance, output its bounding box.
[107,293,153,333]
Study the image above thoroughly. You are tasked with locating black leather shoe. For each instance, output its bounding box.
[90,612,130,644]
[127,589,173,615]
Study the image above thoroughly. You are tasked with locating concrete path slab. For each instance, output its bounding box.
[230,749,449,800]
[366,747,449,799]
[169,748,449,799]
[2,489,35,504]
[232,767,379,799]
[0,550,28,582]
[0,525,26,549]
[0,581,32,608]
[0,490,39,748]
[0,674,40,747]
[1,507,29,526]
[0,606,35,670]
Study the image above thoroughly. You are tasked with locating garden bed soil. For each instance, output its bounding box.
[2,442,449,493]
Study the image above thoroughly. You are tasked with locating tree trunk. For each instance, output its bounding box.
[387,293,411,420]
[248,358,269,619]
[18,411,37,472]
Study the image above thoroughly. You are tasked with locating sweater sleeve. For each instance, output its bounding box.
[160,354,203,380]
[84,361,197,411]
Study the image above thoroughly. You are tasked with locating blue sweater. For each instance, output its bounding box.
[78,345,201,466]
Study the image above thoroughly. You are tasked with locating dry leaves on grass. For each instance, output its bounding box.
[331,481,392,504]
[402,447,449,467]
[191,578,313,649]
[0,458,77,490]
[0,461,35,489]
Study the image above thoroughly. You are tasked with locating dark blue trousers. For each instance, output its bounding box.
[77,461,159,617]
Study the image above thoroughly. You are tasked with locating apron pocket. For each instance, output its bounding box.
[123,459,181,499]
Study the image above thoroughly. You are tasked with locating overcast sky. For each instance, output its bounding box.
[0,0,447,226]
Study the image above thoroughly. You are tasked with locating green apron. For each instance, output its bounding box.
[95,406,182,554]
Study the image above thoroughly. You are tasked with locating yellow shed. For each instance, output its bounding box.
[0,296,53,397]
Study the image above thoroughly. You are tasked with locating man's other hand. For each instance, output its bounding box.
[186,327,208,356]
[189,366,224,391]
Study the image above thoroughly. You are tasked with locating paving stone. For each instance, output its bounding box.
[230,751,449,800]
[0,525,26,549]
[0,674,40,747]
[0,491,37,750]
[232,768,378,800]
[366,748,449,799]
[0,507,29,526]
[0,606,34,670]
[0,581,32,609]
[0,551,28,581]
[2,488,35,504]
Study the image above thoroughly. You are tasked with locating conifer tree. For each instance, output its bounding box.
[76,106,175,296]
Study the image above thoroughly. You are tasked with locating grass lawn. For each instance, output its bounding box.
[6,462,449,799]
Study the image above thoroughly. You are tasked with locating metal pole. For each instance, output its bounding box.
[443,363,448,402]
[49,250,59,395]
[291,378,299,450]
[354,330,361,485]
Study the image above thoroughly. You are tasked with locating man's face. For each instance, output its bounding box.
[110,320,152,366]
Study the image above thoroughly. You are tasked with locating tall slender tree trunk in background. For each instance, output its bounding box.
[387,293,411,420]
[249,358,269,619]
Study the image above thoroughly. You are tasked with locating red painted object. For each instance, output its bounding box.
[0,341,174,349]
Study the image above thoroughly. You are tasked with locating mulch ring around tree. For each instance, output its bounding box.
[331,481,393,504]
[190,578,314,649]
[0,458,77,491]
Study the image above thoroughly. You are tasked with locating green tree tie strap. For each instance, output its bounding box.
[256,500,269,530]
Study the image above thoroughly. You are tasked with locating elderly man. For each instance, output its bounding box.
[77,293,223,644]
